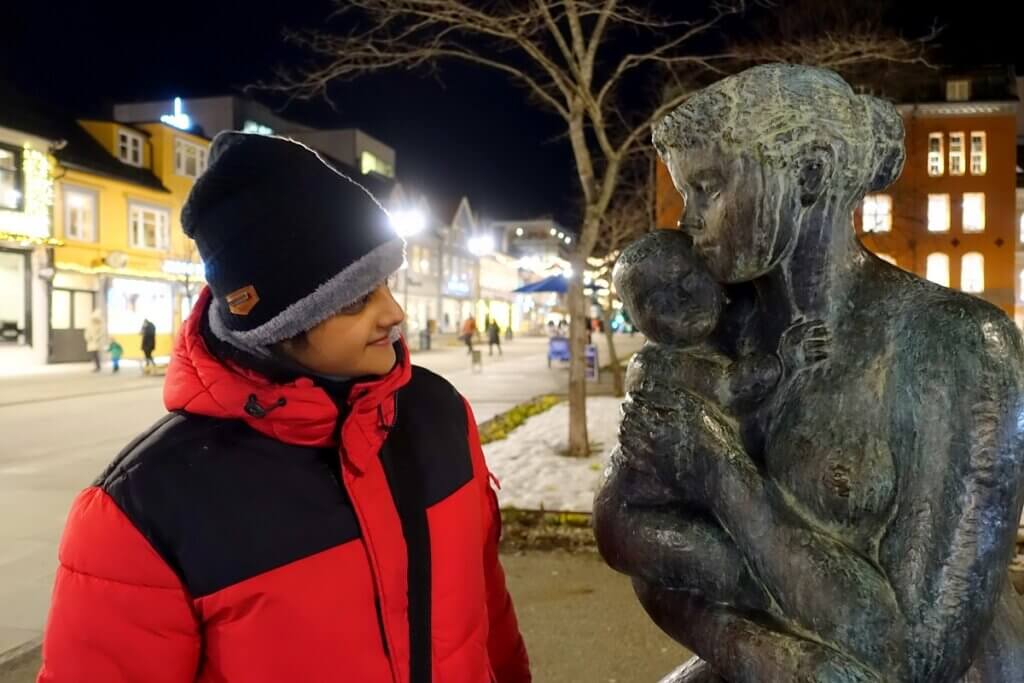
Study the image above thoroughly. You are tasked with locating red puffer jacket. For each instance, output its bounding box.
[38,288,530,683]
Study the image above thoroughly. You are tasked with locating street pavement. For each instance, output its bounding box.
[0,549,690,683]
[0,333,645,667]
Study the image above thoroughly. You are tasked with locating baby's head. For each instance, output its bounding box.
[613,229,723,346]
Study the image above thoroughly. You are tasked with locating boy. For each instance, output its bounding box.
[106,338,122,373]
[38,133,530,683]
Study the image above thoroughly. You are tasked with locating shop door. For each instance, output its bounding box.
[50,289,95,363]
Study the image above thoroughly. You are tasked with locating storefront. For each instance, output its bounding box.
[476,254,522,334]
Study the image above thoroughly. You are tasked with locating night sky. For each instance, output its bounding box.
[3,1,1021,228]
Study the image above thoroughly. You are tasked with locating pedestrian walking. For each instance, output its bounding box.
[487,319,503,357]
[38,133,531,683]
[140,318,156,368]
[460,315,477,354]
[84,310,104,372]
[107,339,123,373]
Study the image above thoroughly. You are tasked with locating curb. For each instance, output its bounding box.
[0,636,41,675]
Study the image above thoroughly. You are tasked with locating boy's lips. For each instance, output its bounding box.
[368,336,390,346]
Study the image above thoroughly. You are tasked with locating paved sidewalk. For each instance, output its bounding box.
[0,333,644,666]
[0,549,689,683]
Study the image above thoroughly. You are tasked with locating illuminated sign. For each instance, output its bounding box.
[160,98,192,131]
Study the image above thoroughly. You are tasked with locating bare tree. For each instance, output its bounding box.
[263,0,748,457]
[588,150,656,397]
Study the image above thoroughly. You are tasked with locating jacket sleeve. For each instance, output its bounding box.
[37,487,200,683]
[463,400,531,683]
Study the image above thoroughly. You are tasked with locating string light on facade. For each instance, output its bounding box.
[21,144,54,237]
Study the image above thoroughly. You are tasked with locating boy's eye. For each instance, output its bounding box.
[338,292,371,315]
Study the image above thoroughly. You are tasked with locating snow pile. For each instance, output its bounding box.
[483,397,623,513]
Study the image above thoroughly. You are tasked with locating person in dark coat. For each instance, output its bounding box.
[487,319,503,356]
[38,133,531,683]
[140,318,156,368]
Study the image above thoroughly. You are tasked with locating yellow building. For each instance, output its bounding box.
[50,118,207,362]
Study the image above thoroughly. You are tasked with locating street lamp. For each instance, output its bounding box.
[389,209,426,237]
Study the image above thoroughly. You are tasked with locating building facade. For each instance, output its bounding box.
[0,121,57,371]
[859,70,1019,319]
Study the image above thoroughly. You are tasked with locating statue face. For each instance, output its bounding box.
[663,143,796,284]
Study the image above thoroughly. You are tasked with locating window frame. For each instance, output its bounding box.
[174,137,208,179]
[927,193,951,233]
[928,133,944,176]
[960,252,985,293]
[948,132,965,176]
[118,128,145,167]
[962,193,986,233]
[861,194,892,233]
[62,184,99,242]
[0,143,25,212]
[926,252,950,287]
[946,79,971,102]
[970,131,987,175]
[127,202,171,251]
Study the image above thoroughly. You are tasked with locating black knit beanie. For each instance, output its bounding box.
[182,132,404,353]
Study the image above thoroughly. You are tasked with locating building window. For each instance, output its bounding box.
[948,132,965,175]
[946,79,970,102]
[876,253,896,265]
[962,193,985,233]
[419,247,432,275]
[63,186,98,241]
[360,151,394,178]
[961,252,984,293]
[174,138,208,179]
[242,120,274,136]
[128,203,170,250]
[862,194,892,232]
[970,132,986,175]
[0,145,23,211]
[928,133,944,176]
[118,129,144,167]
[928,194,950,232]
[926,252,950,287]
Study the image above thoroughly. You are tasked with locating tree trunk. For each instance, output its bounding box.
[600,304,624,398]
[567,251,590,457]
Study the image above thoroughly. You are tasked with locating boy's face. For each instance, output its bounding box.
[280,283,405,377]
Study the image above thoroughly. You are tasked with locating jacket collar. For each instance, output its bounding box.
[164,287,411,449]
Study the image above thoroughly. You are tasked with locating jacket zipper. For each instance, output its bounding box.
[334,402,394,664]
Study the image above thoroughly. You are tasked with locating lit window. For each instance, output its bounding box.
[0,145,23,211]
[948,132,965,175]
[928,194,950,232]
[63,186,98,241]
[174,138,208,179]
[876,253,896,265]
[926,252,950,287]
[118,129,144,167]
[928,133,944,176]
[862,194,892,232]
[129,203,170,250]
[360,151,394,178]
[242,120,274,136]
[962,193,985,233]
[946,79,970,101]
[970,132,986,175]
[961,252,984,293]
[420,248,432,275]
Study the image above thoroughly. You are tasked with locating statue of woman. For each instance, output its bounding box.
[593,64,1024,682]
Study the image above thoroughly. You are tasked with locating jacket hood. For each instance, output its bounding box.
[164,287,411,448]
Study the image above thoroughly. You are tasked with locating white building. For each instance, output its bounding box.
[0,116,57,372]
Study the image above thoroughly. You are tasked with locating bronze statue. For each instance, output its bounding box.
[594,64,1024,682]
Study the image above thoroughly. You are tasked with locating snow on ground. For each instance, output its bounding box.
[484,397,622,513]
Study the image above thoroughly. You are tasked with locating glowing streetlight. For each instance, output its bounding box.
[515,227,524,237]
[549,228,557,236]
[389,209,426,237]
[468,234,495,256]
[563,236,571,244]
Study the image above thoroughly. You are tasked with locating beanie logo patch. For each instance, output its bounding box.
[226,285,260,316]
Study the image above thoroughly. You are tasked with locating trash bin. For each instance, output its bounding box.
[418,329,431,351]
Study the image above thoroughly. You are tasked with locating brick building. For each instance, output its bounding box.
[653,67,1020,320]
